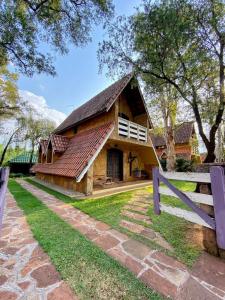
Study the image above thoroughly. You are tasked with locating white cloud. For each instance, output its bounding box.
[19,90,66,126]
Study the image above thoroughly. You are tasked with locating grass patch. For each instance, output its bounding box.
[8,180,162,300]
[26,178,202,266]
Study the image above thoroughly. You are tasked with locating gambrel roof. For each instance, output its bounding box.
[55,73,152,133]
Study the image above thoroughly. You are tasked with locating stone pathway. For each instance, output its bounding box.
[17,180,225,299]
[120,190,173,251]
[0,191,78,300]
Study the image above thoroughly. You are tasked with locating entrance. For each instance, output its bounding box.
[107,148,123,181]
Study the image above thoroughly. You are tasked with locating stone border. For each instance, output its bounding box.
[0,191,78,300]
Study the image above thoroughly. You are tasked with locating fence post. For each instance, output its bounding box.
[0,167,9,232]
[153,167,161,215]
[210,166,225,253]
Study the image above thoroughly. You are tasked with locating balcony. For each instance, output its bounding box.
[118,117,148,142]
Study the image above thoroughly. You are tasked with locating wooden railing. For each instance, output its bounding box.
[153,166,225,250]
[0,167,9,231]
[118,117,147,142]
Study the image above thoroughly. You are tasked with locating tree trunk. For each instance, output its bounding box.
[0,131,16,166]
[166,126,176,171]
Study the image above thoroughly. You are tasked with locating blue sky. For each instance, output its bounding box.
[17,0,142,118]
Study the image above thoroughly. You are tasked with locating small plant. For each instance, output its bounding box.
[175,158,194,172]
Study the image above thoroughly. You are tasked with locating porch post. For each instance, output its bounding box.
[153,167,161,215]
[84,165,93,195]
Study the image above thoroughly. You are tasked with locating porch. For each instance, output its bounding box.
[93,179,152,198]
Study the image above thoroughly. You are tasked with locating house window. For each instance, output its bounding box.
[73,126,78,134]
[46,142,53,163]
[118,112,129,120]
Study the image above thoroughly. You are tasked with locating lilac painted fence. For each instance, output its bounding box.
[0,167,9,232]
[153,166,225,250]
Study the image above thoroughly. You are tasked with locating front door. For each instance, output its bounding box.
[107,148,123,181]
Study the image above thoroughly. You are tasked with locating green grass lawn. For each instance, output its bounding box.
[8,180,162,300]
[26,178,202,266]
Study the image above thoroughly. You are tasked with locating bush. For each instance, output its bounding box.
[160,158,167,171]
[175,158,194,172]
[9,173,25,178]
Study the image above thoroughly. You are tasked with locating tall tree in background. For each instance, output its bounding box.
[148,84,178,171]
[0,0,113,76]
[23,114,56,164]
[99,0,225,163]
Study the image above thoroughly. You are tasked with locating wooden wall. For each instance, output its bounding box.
[93,140,158,183]
[36,172,90,194]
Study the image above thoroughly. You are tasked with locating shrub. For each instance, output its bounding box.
[175,158,194,172]
[160,158,167,171]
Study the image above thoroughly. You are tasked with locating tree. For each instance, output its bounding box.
[0,64,22,120]
[149,85,178,171]
[23,115,56,164]
[0,0,113,76]
[99,0,225,163]
[0,118,26,165]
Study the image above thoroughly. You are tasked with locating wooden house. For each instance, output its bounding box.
[32,74,159,195]
[150,122,200,161]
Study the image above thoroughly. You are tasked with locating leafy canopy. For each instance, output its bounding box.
[0,0,113,76]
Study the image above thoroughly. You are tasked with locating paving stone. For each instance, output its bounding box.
[84,228,100,240]
[122,239,151,260]
[0,275,8,285]
[0,290,18,300]
[18,281,31,290]
[176,277,221,300]
[107,247,143,276]
[95,221,110,231]
[31,264,61,288]
[141,228,156,239]
[47,282,78,300]
[94,234,120,251]
[2,247,18,255]
[191,253,225,292]
[107,229,129,242]
[150,251,186,271]
[139,269,178,299]
[120,220,144,234]
[121,210,152,224]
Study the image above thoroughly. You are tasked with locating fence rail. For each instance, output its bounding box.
[0,167,9,231]
[118,117,148,142]
[153,166,225,250]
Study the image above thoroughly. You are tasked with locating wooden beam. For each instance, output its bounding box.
[159,170,211,183]
[159,187,213,206]
[160,204,214,229]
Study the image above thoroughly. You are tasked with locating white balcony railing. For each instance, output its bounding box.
[118,117,148,142]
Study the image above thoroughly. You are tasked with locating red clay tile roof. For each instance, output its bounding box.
[50,135,69,153]
[55,73,133,134]
[151,122,195,147]
[32,122,114,180]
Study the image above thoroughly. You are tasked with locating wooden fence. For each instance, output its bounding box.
[0,167,9,231]
[153,166,225,250]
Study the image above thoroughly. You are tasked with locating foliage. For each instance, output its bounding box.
[9,180,161,300]
[0,64,21,120]
[0,0,113,76]
[0,144,24,165]
[160,158,167,171]
[99,0,225,163]
[175,158,194,172]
